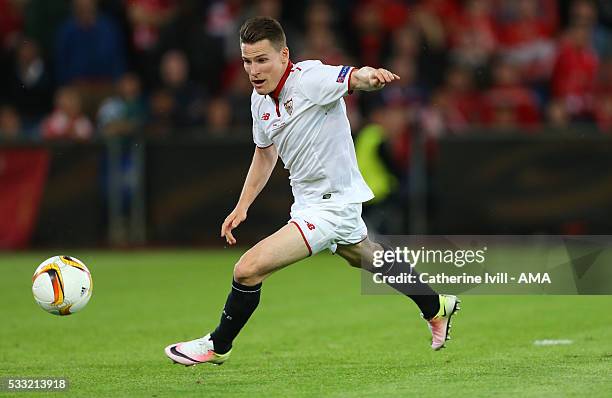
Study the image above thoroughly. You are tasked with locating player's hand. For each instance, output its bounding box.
[221,207,247,245]
[366,67,400,90]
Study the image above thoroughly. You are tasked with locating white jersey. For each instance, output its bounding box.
[250,60,374,207]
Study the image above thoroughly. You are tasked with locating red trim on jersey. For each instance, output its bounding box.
[290,221,312,256]
[271,61,293,100]
[270,61,293,117]
[256,143,273,149]
[347,67,357,95]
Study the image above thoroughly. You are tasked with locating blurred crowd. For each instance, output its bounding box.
[0,0,612,144]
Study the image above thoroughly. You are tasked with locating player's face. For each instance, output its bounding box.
[241,39,289,95]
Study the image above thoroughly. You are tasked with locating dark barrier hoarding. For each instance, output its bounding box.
[3,134,612,248]
[432,135,612,234]
[146,141,293,246]
[31,144,105,246]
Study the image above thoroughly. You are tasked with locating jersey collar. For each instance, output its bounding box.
[270,60,293,101]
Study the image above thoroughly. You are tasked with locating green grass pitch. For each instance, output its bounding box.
[1,250,611,397]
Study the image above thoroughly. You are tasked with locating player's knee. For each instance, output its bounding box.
[233,250,264,285]
[337,243,366,269]
[345,256,361,268]
[344,239,381,271]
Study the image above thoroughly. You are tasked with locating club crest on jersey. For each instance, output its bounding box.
[336,66,351,83]
[283,98,293,115]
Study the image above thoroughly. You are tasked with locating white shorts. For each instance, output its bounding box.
[288,202,368,255]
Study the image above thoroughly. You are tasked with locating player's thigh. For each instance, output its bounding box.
[335,237,381,269]
[235,223,310,280]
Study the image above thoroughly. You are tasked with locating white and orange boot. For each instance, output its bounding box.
[164,334,231,366]
[426,294,461,350]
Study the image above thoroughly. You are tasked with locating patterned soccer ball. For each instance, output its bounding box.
[32,255,93,316]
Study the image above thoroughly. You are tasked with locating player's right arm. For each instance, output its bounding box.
[349,66,400,92]
[221,144,278,245]
[297,62,400,106]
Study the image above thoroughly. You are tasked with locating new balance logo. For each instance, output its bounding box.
[306,221,315,230]
[261,112,270,121]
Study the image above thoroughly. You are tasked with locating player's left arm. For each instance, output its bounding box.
[349,67,400,92]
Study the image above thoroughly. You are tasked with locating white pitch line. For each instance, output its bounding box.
[533,339,574,346]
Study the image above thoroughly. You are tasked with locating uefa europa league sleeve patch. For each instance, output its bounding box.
[336,66,351,83]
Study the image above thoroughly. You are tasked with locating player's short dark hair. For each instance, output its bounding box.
[239,17,286,51]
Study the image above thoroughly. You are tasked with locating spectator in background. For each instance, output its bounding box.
[5,38,53,125]
[594,58,612,132]
[594,95,612,132]
[449,0,498,69]
[413,0,461,50]
[440,65,480,127]
[158,49,206,128]
[421,66,478,137]
[205,0,247,63]
[55,0,126,85]
[595,0,612,57]
[205,97,232,137]
[304,0,336,32]
[360,54,423,162]
[126,0,177,86]
[569,0,612,58]
[366,55,424,127]
[480,57,541,131]
[551,1,599,122]
[546,99,571,130]
[127,0,177,53]
[298,0,344,61]
[0,105,21,141]
[296,1,360,128]
[496,0,558,89]
[298,26,349,65]
[351,1,389,67]
[22,0,69,59]
[389,25,420,60]
[41,86,94,140]
[97,73,146,136]
[355,96,408,234]
[2,0,611,140]
[0,0,24,97]
[390,23,443,91]
[222,63,254,130]
[421,88,469,138]
[0,0,24,50]
[199,0,243,92]
[145,89,175,137]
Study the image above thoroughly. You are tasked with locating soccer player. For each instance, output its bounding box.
[164,17,460,366]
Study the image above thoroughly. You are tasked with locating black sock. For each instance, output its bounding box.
[371,243,440,319]
[210,279,262,354]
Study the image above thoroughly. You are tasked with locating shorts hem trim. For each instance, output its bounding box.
[290,221,313,256]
